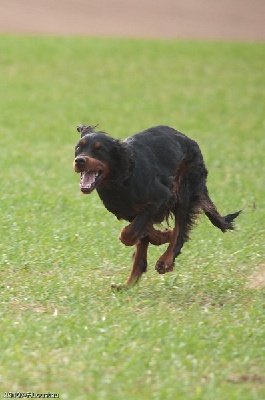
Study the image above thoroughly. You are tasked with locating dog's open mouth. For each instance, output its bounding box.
[80,170,104,194]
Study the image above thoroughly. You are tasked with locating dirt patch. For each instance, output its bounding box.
[246,264,265,289]
[228,374,265,385]
[0,0,265,41]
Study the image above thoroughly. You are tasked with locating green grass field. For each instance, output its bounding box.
[0,35,264,399]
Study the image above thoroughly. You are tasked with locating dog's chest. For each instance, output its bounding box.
[97,186,147,222]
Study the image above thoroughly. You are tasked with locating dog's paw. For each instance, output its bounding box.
[155,260,174,274]
[111,283,130,292]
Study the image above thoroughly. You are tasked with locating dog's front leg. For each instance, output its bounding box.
[111,236,149,290]
[119,206,156,246]
[126,236,149,286]
[147,224,173,245]
[119,223,139,246]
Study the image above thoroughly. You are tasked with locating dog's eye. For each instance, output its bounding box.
[75,146,81,152]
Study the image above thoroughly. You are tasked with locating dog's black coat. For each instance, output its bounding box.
[74,125,241,286]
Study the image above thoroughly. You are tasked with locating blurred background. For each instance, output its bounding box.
[1,0,265,41]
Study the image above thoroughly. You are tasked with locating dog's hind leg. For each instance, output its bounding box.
[126,236,149,286]
[155,216,179,274]
[155,203,196,274]
[155,213,191,274]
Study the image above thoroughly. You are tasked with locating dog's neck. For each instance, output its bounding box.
[108,142,134,186]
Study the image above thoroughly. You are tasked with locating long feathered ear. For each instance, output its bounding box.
[110,141,135,184]
[77,124,99,137]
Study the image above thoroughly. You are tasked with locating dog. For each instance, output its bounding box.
[73,125,241,287]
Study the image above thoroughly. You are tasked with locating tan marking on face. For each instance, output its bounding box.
[94,142,103,151]
[73,155,110,177]
[80,138,87,146]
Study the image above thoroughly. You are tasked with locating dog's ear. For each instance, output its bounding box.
[109,140,124,160]
[109,142,134,185]
[77,124,99,137]
[110,141,134,172]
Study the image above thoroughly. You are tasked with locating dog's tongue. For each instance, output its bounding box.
[81,171,96,189]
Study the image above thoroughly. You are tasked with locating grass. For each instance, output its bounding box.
[0,35,264,399]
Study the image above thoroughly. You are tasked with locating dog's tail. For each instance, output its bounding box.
[201,192,241,232]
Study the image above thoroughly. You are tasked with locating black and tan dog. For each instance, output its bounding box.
[74,125,241,287]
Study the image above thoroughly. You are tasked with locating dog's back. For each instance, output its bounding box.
[125,125,202,175]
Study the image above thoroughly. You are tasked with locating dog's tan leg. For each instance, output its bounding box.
[126,236,149,286]
[119,205,159,246]
[147,224,173,245]
[119,222,139,246]
[120,221,173,247]
[155,219,179,274]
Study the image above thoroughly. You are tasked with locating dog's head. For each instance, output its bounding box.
[74,125,123,194]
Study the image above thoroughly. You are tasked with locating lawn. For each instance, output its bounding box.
[0,35,264,399]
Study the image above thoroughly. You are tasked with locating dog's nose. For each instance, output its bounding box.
[75,157,86,168]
